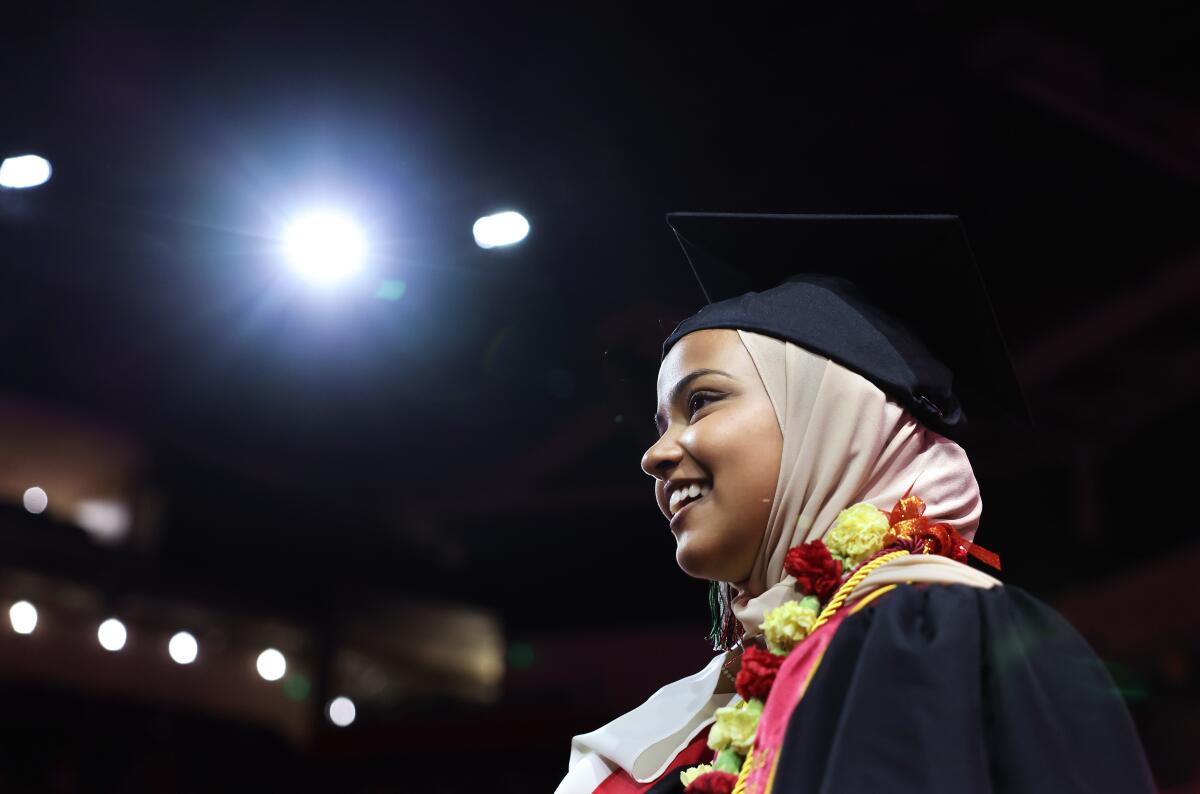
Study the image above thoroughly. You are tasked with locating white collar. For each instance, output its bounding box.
[567,652,741,783]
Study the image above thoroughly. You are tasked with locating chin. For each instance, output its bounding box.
[674,539,743,583]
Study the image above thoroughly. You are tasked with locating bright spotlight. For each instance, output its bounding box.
[0,154,52,189]
[9,601,37,634]
[473,211,529,249]
[327,696,356,727]
[98,618,127,651]
[22,486,48,514]
[256,648,286,681]
[76,499,131,544]
[283,211,367,284]
[168,631,198,664]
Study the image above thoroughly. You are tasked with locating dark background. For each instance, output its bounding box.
[0,3,1197,791]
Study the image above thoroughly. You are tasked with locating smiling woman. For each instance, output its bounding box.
[643,330,782,585]
[554,214,1155,794]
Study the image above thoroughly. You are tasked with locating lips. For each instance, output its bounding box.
[669,491,708,531]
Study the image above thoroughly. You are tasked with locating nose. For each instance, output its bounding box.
[640,431,682,480]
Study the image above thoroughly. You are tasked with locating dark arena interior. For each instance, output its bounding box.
[0,4,1196,792]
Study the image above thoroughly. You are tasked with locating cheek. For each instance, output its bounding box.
[703,413,781,498]
[700,413,782,550]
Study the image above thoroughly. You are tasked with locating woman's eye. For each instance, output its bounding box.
[688,392,717,418]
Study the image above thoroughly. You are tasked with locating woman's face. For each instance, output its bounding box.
[641,328,783,584]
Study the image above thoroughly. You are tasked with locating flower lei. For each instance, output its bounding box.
[680,490,1000,794]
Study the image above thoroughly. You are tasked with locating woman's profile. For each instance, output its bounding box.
[555,214,1155,794]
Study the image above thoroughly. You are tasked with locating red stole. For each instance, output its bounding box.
[593,724,714,793]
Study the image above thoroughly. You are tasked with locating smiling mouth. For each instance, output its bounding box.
[669,493,708,529]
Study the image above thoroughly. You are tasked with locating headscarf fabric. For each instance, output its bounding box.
[729,329,999,641]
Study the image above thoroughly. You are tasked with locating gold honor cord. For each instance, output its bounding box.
[811,550,910,632]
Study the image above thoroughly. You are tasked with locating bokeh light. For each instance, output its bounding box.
[282,673,311,701]
[256,648,286,681]
[507,641,535,669]
[9,601,38,634]
[327,696,356,727]
[22,486,48,514]
[98,618,127,651]
[168,631,198,664]
[75,500,131,544]
[472,211,530,248]
[0,154,52,189]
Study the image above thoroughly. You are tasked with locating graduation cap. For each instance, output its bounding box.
[662,213,1034,444]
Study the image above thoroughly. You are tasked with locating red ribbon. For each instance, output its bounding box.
[883,488,1001,572]
[957,530,1002,571]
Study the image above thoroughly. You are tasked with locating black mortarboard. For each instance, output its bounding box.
[662,213,1034,444]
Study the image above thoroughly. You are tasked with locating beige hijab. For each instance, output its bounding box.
[730,330,1000,640]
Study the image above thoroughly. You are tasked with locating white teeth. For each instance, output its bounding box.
[669,483,712,516]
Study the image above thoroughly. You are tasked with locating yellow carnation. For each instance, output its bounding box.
[706,698,763,755]
[824,501,890,567]
[762,596,820,654]
[679,764,714,788]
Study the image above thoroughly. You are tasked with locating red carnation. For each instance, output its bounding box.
[686,770,739,794]
[783,539,843,601]
[735,645,785,701]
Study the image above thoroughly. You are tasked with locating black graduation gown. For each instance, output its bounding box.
[767,583,1157,793]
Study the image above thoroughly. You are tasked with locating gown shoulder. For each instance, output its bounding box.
[768,582,1156,793]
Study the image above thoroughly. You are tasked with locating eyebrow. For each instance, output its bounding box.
[653,368,735,434]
